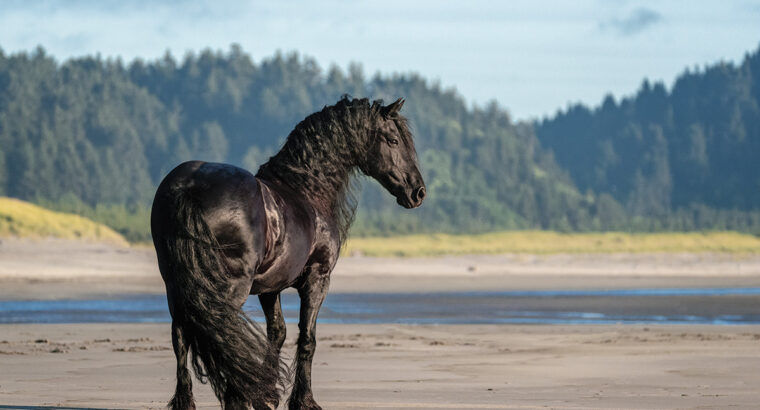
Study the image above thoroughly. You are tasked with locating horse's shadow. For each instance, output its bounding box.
[0,406,122,410]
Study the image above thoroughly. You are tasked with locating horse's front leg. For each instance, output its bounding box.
[289,270,330,410]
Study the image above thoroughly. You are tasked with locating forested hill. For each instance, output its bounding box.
[1,45,759,242]
[537,45,760,231]
[0,45,593,241]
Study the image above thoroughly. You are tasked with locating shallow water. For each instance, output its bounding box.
[1,288,759,325]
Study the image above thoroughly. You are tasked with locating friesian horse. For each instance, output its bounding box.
[151,97,425,410]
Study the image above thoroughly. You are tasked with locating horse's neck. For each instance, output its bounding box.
[257,170,348,254]
[259,154,348,217]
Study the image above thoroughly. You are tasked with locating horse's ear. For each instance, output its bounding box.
[381,98,405,118]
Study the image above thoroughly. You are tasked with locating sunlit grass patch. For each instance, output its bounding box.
[0,197,128,246]
[344,231,760,257]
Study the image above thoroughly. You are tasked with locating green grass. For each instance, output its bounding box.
[0,197,129,245]
[344,231,760,257]
[3,196,759,256]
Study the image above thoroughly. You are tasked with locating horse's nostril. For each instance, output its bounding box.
[413,187,426,203]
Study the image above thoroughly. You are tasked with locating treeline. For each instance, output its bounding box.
[0,45,594,241]
[0,44,758,241]
[536,45,760,233]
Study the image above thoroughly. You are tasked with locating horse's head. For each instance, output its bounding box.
[361,98,426,209]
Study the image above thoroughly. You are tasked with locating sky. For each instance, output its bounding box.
[1,0,759,120]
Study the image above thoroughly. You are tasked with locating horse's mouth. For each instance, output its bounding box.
[396,195,414,209]
[396,186,425,209]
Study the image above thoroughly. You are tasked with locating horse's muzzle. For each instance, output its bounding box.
[398,186,425,209]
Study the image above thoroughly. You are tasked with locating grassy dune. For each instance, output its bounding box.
[344,231,760,257]
[0,197,128,246]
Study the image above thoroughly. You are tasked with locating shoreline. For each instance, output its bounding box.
[2,238,760,300]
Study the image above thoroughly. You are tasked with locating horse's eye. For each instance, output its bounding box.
[388,138,399,146]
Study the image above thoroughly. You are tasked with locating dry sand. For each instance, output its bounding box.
[1,237,760,409]
[2,237,760,299]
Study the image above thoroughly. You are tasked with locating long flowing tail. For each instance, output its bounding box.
[159,188,285,408]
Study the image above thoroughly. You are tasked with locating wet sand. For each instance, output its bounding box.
[1,323,759,409]
[2,238,760,408]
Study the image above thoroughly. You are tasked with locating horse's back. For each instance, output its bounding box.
[153,160,264,232]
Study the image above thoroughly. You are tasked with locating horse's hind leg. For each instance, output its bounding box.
[259,292,287,399]
[169,319,195,410]
[259,293,287,362]
[260,292,287,354]
[289,273,330,410]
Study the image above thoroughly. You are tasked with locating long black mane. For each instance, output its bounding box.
[256,96,412,241]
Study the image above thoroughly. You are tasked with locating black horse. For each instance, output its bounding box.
[151,97,425,410]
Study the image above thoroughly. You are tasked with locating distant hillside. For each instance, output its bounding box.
[1,44,759,240]
[0,46,593,240]
[0,197,128,245]
[537,44,760,232]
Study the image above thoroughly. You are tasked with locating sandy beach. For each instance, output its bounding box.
[2,323,759,409]
[1,238,760,409]
[2,237,760,298]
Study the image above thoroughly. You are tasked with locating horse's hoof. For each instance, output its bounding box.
[288,396,322,410]
[289,405,322,410]
[251,396,278,410]
[169,404,195,410]
[168,396,196,410]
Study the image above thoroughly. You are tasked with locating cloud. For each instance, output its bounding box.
[743,2,760,15]
[600,7,663,36]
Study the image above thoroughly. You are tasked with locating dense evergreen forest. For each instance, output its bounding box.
[537,45,760,232]
[0,44,758,241]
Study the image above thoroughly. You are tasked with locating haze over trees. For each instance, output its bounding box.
[0,44,758,241]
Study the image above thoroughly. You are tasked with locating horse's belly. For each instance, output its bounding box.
[250,236,312,294]
[250,259,307,294]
